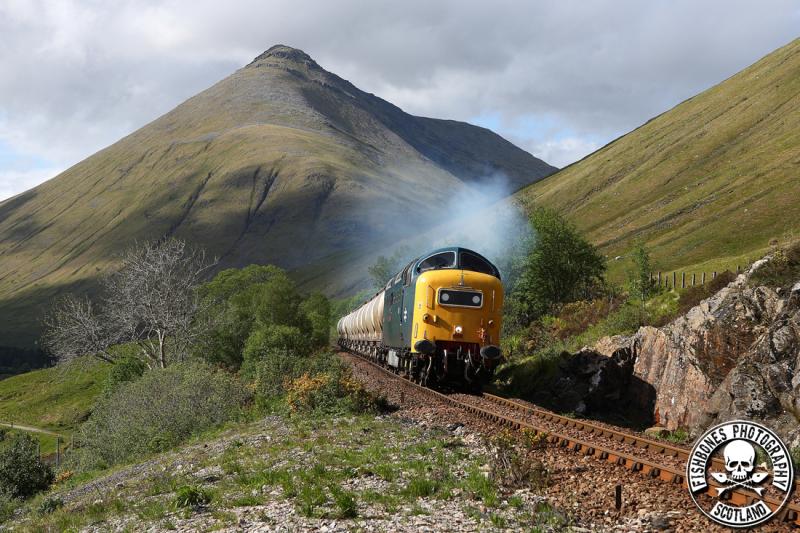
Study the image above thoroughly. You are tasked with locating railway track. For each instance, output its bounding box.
[341,350,800,527]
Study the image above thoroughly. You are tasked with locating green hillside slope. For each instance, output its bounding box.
[0,357,109,433]
[517,38,800,277]
[0,45,555,347]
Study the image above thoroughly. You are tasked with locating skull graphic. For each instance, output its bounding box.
[724,439,756,481]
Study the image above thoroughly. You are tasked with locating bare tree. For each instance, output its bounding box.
[42,239,217,368]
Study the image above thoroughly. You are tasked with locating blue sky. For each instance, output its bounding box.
[0,0,798,200]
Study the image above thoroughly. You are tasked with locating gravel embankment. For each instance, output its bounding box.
[342,352,797,532]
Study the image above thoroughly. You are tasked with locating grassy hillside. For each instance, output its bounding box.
[517,38,800,278]
[0,45,555,348]
[0,357,109,434]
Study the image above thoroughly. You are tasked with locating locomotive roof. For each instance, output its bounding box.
[343,247,500,317]
[400,246,501,281]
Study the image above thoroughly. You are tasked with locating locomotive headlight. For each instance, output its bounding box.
[438,289,482,307]
[454,325,463,335]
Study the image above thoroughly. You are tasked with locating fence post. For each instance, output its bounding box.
[702,272,706,285]
[737,265,741,274]
[681,272,686,289]
[657,272,661,286]
[713,271,717,280]
[691,273,696,286]
[672,272,676,289]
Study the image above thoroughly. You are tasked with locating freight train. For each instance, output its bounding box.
[337,247,503,389]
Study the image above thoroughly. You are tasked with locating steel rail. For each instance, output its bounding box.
[483,392,800,483]
[340,350,800,526]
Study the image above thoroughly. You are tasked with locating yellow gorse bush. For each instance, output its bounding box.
[285,373,331,412]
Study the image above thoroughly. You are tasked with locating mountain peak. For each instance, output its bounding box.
[248,45,318,68]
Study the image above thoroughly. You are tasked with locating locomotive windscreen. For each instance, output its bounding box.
[459,251,499,278]
[418,251,456,272]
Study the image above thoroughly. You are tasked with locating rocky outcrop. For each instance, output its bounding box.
[528,346,654,424]
[596,258,800,447]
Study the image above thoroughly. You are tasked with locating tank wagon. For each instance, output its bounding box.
[338,247,503,389]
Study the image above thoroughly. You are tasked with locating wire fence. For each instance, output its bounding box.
[0,423,71,467]
[650,265,744,290]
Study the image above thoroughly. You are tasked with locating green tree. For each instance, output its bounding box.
[196,265,292,369]
[252,273,307,328]
[367,246,411,289]
[0,434,53,498]
[510,207,605,324]
[627,241,655,325]
[368,256,394,289]
[300,292,331,348]
[628,241,654,304]
[241,325,311,377]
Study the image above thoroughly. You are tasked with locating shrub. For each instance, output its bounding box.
[103,355,147,396]
[285,371,361,414]
[250,349,304,401]
[401,477,439,498]
[300,293,331,349]
[661,428,689,444]
[282,355,382,415]
[549,299,619,341]
[332,488,358,518]
[76,361,247,467]
[53,470,74,485]
[0,434,54,498]
[494,345,565,397]
[173,485,211,508]
[489,430,549,489]
[750,241,800,288]
[242,324,311,377]
[36,496,64,516]
[0,486,19,523]
[791,446,800,469]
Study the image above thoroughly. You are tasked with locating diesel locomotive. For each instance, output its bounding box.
[337,247,503,389]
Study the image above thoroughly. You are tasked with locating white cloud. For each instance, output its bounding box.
[528,137,602,169]
[0,166,65,201]
[0,0,798,200]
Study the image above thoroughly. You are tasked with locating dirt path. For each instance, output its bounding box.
[0,422,63,437]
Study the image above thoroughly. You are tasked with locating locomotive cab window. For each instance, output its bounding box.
[438,288,483,308]
[459,251,499,278]
[402,260,415,285]
[417,251,456,273]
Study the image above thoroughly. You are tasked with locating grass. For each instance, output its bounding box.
[0,356,109,433]
[517,37,800,284]
[173,486,212,508]
[660,428,689,444]
[10,413,560,530]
